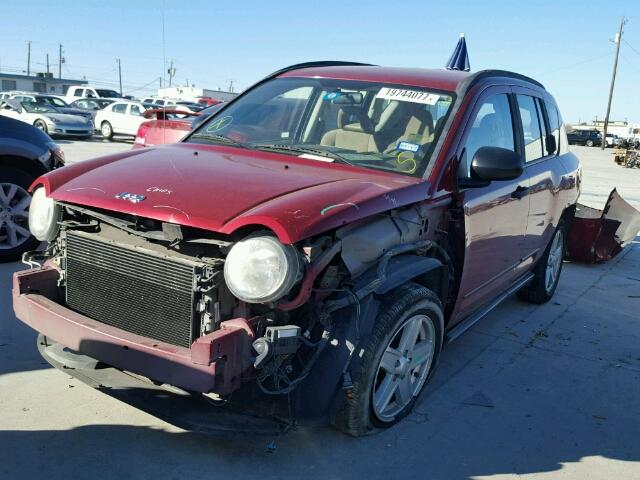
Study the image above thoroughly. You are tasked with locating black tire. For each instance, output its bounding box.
[101,121,113,140]
[334,283,444,436]
[586,139,594,147]
[517,219,567,304]
[34,120,48,134]
[0,167,39,262]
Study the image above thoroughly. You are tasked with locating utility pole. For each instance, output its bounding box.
[46,53,50,74]
[27,40,31,76]
[117,58,123,96]
[602,16,627,150]
[58,44,63,79]
[168,59,175,87]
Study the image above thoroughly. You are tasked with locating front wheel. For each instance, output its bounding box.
[34,120,48,134]
[0,168,40,262]
[100,121,113,140]
[334,283,443,436]
[517,220,566,304]
[586,139,594,147]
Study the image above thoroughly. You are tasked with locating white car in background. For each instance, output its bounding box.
[95,101,148,139]
[0,98,93,138]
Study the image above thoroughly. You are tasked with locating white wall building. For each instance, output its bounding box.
[157,85,238,103]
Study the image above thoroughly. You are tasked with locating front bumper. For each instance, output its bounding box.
[13,267,255,394]
[49,124,93,137]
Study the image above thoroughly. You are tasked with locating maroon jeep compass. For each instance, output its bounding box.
[14,61,580,436]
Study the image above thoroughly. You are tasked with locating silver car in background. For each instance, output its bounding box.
[0,99,93,138]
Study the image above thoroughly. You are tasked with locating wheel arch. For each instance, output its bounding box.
[0,155,47,180]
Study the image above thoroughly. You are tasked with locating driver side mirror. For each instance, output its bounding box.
[460,146,524,188]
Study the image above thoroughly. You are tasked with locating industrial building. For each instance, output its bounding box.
[0,72,87,95]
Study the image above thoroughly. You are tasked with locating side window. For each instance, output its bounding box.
[544,100,560,155]
[535,98,549,155]
[156,99,165,106]
[74,89,84,97]
[112,103,127,114]
[130,105,143,116]
[516,95,544,162]
[461,93,515,176]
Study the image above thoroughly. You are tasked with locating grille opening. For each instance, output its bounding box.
[64,231,201,348]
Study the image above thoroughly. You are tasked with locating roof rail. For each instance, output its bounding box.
[459,69,545,93]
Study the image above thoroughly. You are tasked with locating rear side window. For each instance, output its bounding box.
[461,93,515,176]
[74,88,83,97]
[516,95,544,162]
[112,103,127,113]
[544,100,560,155]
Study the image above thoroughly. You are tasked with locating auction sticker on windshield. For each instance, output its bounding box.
[375,88,439,105]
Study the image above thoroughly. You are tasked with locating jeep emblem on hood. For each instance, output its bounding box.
[115,192,146,203]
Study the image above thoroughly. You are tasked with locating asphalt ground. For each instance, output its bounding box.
[0,142,638,480]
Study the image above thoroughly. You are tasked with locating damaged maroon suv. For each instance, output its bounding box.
[14,61,580,436]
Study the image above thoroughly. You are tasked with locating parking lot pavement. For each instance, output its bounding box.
[0,144,638,480]
[55,137,133,165]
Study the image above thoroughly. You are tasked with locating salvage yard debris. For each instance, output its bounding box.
[567,189,640,263]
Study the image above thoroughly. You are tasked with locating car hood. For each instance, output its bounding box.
[45,113,91,125]
[39,143,429,243]
[58,107,92,117]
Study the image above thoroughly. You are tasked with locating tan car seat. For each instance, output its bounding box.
[320,106,379,153]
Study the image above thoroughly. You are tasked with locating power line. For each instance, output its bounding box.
[623,39,640,57]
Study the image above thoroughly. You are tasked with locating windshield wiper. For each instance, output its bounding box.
[189,133,248,148]
[252,144,354,166]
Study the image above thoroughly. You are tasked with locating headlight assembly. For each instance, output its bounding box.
[28,187,61,241]
[224,235,301,303]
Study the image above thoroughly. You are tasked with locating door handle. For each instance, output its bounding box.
[511,185,530,199]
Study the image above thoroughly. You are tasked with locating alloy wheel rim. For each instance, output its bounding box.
[0,182,32,250]
[545,229,564,293]
[102,124,111,136]
[372,314,435,422]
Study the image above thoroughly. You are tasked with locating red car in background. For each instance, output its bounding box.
[133,104,223,148]
[196,96,223,107]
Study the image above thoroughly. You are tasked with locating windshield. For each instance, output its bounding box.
[38,97,68,107]
[188,77,454,177]
[22,102,57,113]
[96,89,120,98]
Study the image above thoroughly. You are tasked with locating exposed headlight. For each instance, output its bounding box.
[28,187,61,241]
[49,117,59,124]
[224,235,300,303]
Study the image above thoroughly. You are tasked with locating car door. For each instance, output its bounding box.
[451,87,531,322]
[513,91,566,268]
[108,103,128,133]
[124,104,145,135]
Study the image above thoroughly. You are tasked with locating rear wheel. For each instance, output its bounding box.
[101,121,113,140]
[334,283,443,436]
[34,120,48,134]
[0,168,39,262]
[517,220,566,304]
[586,139,594,147]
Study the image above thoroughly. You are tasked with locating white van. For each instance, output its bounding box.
[65,86,121,101]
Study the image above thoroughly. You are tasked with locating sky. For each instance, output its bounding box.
[0,0,639,123]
